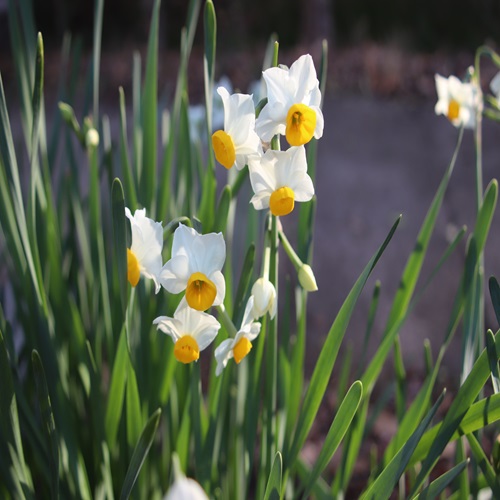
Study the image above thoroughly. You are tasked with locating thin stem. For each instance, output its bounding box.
[216,304,238,337]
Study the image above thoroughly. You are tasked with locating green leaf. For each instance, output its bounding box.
[112,178,128,319]
[140,0,160,209]
[486,329,500,393]
[361,390,445,500]
[384,126,464,336]
[120,408,161,500]
[411,391,500,466]
[413,460,469,500]
[231,243,255,326]
[118,87,138,210]
[92,0,104,120]
[302,381,363,499]
[263,452,282,500]
[408,330,500,495]
[286,215,400,469]
[214,184,231,234]
[466,432,500,497]
[30,32,43,157]
[126,358,143,455]
[105,327,128,450]
[0,328,32,493]
[31,351,59,500]
[488,276,500,330]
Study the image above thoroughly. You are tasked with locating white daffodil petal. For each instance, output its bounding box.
[164,476,209,500]
[210,270,226,306]
[214,338,235,376]
[159,255,190,293]
[153,316,183,343]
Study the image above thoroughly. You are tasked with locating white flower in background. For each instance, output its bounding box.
[251,277,277,319]
[212,87,262,170]
[163,475,209,500]
[256,54,324,146]
[160,224,226,311]
[490,72,500,105]
[434,74,482,128]
[154,299,221,364]
[214,296,261,375]
[125,208,163,293]
[248,146,314,217]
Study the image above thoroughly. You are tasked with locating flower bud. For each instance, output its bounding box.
[85,128,100,149]
[251,277,277,319]
[298,264,318,292]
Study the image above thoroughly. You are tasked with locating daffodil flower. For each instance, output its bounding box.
[214,297,261,376]
[159,224,226,311]
[211,87,262,170]
[163,476,209,500]
[490,72,500,108]
[154,299,221,364]
[248,146,314,217]
[255,54,324,146]
[251,277,277,319]
[125,207,163,293]
[434,74,482,129]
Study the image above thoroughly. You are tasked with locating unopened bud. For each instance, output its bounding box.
[298,264,318,292]
[86,128,100,149]
[251,278,277,319]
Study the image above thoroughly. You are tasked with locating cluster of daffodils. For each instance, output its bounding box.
[125,211,274,374]
[211,54,322,218]
[124,54,322,376]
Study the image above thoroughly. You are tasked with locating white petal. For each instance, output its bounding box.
[210,270,226,306]
[153,315,183,343]
[171,224,197,260]
[312,106,324,139]
[193,232,226,276]
[289,54,319,103]
[214,338,235,376]
[159,255,190,293]
[164,477,209,500]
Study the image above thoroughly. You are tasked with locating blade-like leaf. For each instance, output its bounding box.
[120,408,161,500]
[31,350,59,500]
[302,381,363,499]
[361,390,445,500]
[413,460,469,500]
[263,452,282,500]
[286,216,400,468]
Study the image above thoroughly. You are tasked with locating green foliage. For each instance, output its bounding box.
[1,0,500,498]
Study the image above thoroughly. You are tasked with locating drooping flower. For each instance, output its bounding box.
[255,54,324,146]
[125,207,163,293]
[211,87,262,170]
[248,146,314,217]
[159,224,226,311]
[214,297,261,376]
[154,299,221,364]
[251,277,277,319]
[434,74,482,128]
[163,475,209,500]
[490,72,500,108]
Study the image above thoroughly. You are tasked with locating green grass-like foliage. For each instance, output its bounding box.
[0,0,500,498]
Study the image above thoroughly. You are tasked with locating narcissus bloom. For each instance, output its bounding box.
[160,224,226,311]
[255,54,324,146]
[125,207,163,293]
[163,476,208,500]
[214,297,261,376]
[434,74,482,129]
[248,146,314,217]
[154,299,221,364]
[251,277,277,319]
[211,87,262,170]
[490,72,500,107]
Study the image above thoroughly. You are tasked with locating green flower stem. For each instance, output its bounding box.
[278,228,303,271]
[266,214,279,475]
[216,304,238,337]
